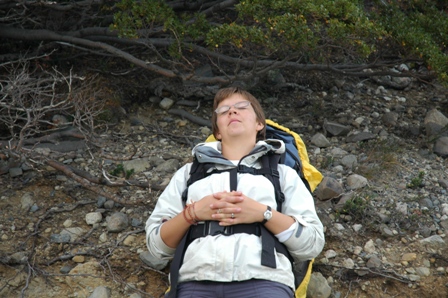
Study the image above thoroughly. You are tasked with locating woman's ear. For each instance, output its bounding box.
[256,121,264,132]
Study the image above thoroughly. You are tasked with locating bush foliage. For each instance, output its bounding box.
[111,0,448,84]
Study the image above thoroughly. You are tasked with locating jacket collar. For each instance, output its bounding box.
[192,139,285,166]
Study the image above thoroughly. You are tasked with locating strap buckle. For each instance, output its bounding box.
[205,221,233,236]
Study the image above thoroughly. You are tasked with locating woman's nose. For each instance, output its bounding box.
[228,107,238,114]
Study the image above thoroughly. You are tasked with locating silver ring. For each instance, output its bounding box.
[217,209,222,214]
[231,213,235,219]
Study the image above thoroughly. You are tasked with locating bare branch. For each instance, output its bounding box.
[0,57,147,204]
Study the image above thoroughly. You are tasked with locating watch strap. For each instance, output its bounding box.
[261,205,272,225]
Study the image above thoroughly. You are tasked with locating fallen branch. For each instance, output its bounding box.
[144,123,202,147]
[100,143,139,161]
[45,159,145,205]
[46,250,104,266]
[68,164,149,188]
[168,109,211,127]
[23,128,86,144]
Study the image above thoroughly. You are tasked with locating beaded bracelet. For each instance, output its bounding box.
[186,204,198,225]
[191,201,200,222]
[182,206,195,225]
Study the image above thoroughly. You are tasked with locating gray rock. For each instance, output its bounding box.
[50,233,71,243]
[104,200,115,209]
[155,159,180,174]
[418,235,445,249]
[148,156,165,167]
[330,148,348,157]
[323,121,351,136]
[10,251,28,264]
[433,136,448,157]
[440,219,448,231]
[307,272,331,298]
[9,167,23,177]
[60,265,73,274]
[376,212,390,223]
[21,192,35,211]
[34,147,51,156]
[395,202,408,215]
[379,224,395,237]
[106,212,129,233]
[131,218,142,227]
[29,203,39,213]
[424,109,448,137]
[342,258,355,269]
[60,227,85,243]
[341,155,358,169]
[159,97,175,110]
[324,249,337,259]
[382,112,399,127]
[86,212,103,225]
[439,179,448,189]
[122,158,151,173]
[346,132,376,142]
[415,267,431,277]
[311,133,331,148]
[364,239,376,254]
[315,177,344,201]
[88,286,111,298]
[346,174,368,190]
[97,196,107,207]
[366,255,382,268]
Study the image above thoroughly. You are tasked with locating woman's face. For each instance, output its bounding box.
[215,93,264,142]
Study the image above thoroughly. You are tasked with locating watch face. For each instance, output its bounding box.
[264,210,272,220]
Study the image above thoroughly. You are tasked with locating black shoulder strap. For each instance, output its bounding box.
[260,153,284,212]
[166,232,189,298]
[181,158,220,202]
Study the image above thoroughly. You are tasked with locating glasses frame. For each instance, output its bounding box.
[215,101,251,115]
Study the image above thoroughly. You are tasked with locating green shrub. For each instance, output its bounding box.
[110,0,448,83]
[373,1,448,83]
[341,195,369,222]
[407,171,425,189]
[110,164,134,179]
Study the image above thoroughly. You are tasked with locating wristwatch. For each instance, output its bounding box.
[261,206,272,224]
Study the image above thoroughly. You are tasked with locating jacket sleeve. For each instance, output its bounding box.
[278,165,325,262]
[145,163,191,261]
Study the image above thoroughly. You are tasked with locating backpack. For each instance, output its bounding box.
[166,119,323,298]
[262,119,322,193]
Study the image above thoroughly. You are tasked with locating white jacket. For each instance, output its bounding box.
[145,140,325,290]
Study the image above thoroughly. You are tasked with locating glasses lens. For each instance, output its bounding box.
[215,106,229,114]
[235,101,250,109]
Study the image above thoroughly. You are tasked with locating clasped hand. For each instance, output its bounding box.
[192,191,264,226]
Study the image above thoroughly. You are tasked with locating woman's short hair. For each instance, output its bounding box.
[212,87,266,141]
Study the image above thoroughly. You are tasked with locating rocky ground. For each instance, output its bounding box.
[1,74,448,298]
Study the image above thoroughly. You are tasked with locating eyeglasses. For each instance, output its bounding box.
[215,101,251,115]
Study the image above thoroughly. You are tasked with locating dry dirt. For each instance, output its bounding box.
[1,78,448,298]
